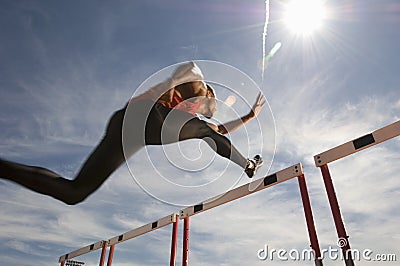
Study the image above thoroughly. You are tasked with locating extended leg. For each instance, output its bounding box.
[0,108,130,205]
[0,159,76,203]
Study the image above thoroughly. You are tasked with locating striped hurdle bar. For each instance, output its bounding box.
[314,120,400,266]
[107,213,179,266]
[180,163,323,266]
[59,240,108,266]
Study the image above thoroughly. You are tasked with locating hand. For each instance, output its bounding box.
[249,92,266,118]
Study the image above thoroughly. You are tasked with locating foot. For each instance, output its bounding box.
[244,155,263,178]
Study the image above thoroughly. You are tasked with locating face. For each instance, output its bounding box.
[191,81,208,96]
[200,96,217,119]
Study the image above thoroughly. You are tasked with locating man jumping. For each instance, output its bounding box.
[0,62,265,205]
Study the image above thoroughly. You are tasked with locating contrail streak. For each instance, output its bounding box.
[261,0,270,86]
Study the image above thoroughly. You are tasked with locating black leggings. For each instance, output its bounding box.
[0,101,247,204]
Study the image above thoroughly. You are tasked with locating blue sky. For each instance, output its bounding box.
[0,0,399,265]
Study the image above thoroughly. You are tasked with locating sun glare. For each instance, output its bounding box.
[284,0,326,35]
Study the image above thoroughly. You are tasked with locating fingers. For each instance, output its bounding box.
[257,92,263,104]
[256,92,266,106]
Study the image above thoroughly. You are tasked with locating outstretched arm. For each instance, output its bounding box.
[208,93,266,135]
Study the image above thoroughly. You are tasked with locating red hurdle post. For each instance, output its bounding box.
[320,164,354,266]
[170,217,179,266]
[106,244,115,266]
[99,241,108,266]
[182,217,190,266]
[297,174,323,266]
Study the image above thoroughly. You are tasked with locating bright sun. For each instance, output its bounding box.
[284,0,326,35]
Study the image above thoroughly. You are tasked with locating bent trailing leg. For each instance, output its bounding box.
[145,104,248,168]
[145,104,262,177]
[146,104,258,174]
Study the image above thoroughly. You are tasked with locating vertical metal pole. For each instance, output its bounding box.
[99,241,108,266]
[170,215,179,266]
[320,164,354,266]
[297,174,323,266]
[182,217,190,266]
[107,245,115,266]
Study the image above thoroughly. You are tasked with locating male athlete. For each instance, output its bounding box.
[0,62,265,205]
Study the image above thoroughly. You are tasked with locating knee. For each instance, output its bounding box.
[63,194,87,205]
[61,182,91,205]
[62,192,88,205]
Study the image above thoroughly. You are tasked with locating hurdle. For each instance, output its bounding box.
[314,120,400,266]
[59,213,179,266]
[180,163,324,266]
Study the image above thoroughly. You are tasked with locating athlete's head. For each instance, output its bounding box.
[174,81,207,99]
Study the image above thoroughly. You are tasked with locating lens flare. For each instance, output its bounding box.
[224,95,237,107]
[258,41,282,70]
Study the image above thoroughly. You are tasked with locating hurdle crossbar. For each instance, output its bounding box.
[314,120,400,167]
[59,240,107,263]
[108,213,177,245]
[180,163,303,219]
